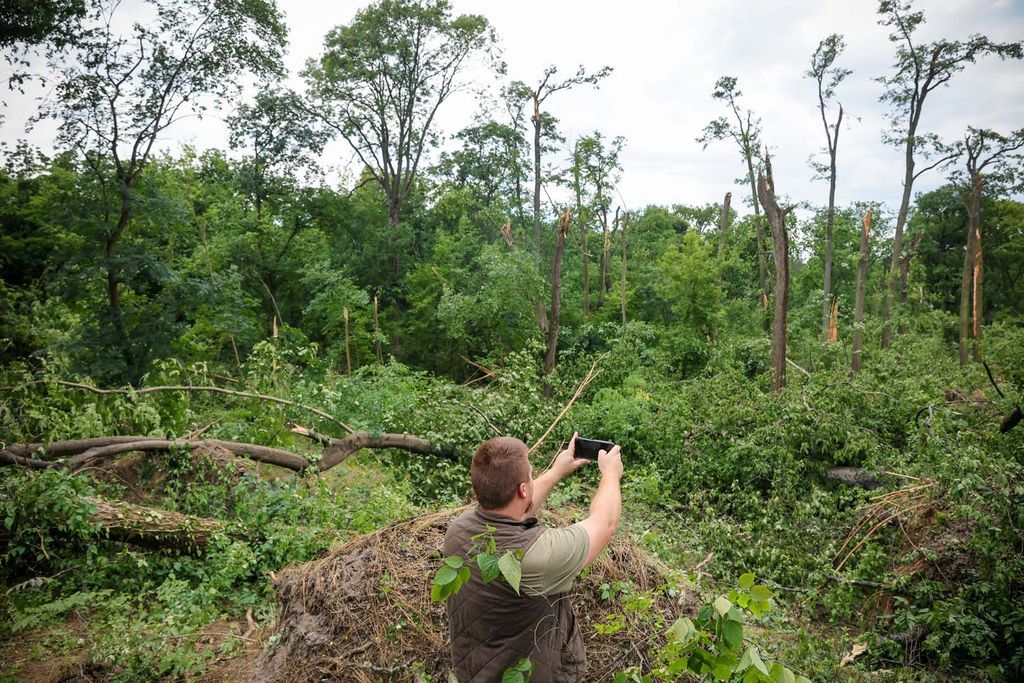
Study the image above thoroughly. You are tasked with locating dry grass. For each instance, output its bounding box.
[249,506,693,682]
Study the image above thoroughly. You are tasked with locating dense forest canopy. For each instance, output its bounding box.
[1,0,1023,681]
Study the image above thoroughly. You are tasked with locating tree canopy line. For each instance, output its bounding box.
[0,0,1021,391]
[2,0,1024,679]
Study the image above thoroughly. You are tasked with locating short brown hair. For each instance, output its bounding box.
[471,437,530,510]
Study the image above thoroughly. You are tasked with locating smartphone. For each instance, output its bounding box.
[574,436,615,460]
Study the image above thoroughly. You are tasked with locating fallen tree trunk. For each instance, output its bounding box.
[84,495,226,552]
[2,438,310,471]
[2,432,459,474]
[316,431,457,471]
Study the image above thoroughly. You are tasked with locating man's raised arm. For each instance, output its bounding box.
[578,445,623,567]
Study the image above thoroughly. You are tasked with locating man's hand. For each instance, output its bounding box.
[550,431,590,479]
[597,444,623,481]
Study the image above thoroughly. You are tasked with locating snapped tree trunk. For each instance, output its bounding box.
[958,177,981,366]
[746,156,769,309]
[757,154,791,391]
[597,206,609,308]
[532,97,543,259]
[620,211,628,325]
[971,174,984,362]
[574,156,589,317]
[543,208,570,397]
[881,142,916,348]
[717,192,731,257]
[852,210,871,375]
[821,123,840,342]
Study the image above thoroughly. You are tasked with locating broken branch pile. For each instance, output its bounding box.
[250,507,691,682]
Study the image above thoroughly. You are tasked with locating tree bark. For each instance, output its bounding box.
[852,210,872,375]
[532,95,542,259]
[881,136,917,348]
[757,154,791,391]
[343,307,352,375]
[821,107,842,342]
[543,209,570,397]
[717,192,732,257]
[959,177,980,366]
[2,433,458,474]
[573,151,589,317]
[319,431,456,471]
[971,174,984,362]
[746,155,769,309]
[620,211,628,326]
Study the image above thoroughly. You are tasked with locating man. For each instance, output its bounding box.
[443,431,624,682]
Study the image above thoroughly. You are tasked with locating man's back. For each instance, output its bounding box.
[443,506,586,683]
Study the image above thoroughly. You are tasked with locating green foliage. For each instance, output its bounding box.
[501,657,533,683]
[431,526,524,601]
[615,575,809,683]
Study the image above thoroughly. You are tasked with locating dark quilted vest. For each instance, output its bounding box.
[443,507,586,682]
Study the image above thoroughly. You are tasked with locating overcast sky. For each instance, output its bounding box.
[3,0,1023,219]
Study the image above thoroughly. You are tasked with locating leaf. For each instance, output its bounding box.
[667,617,697,644]
[444,556,464,569]
[457,566,471,588]
[738,572,755,590]
[713,596,733,617]
[500,671,524,683]
[722,619,743,649]
[477,552,501,583]
[749,585,774,602]
[771,663,796,683]
[516,658,533,673]
[435,566,458,586]
[737,646,769,676]
[498,550,522,594]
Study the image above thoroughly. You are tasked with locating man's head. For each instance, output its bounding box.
[471,436,533,516]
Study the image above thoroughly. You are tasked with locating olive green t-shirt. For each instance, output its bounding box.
[520,523,590,596]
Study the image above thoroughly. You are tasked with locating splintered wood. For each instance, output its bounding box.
[832,477,936,573]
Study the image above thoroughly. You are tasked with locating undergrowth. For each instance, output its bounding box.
[1,321,1023,679]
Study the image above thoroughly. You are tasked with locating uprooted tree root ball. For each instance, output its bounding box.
[250,507,693,682]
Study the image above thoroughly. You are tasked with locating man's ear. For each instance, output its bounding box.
[517,482,529,499]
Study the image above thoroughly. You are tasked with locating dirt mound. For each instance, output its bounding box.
[250,507,693,682]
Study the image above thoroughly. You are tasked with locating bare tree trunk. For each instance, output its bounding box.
[757,154,791,391]
[881,145,916,348]
[343,307,352,375]
[598,205,609,308]
[373,294,382,363]
[532,97,542,259]
[958,180,980,366]
[852,210,871,375]
[543,209,570,397]
[574,155,589,317]
[620,211,628,325]
[717,192,732,256]
[971,174,984,362]
[821,125,840,342]
[746,156,769,309]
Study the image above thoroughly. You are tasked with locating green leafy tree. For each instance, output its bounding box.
[436,119,529,212]
[699,76,768,307]
[303,0,495,237]
[226,87,329,217]
[35,0,286,369]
